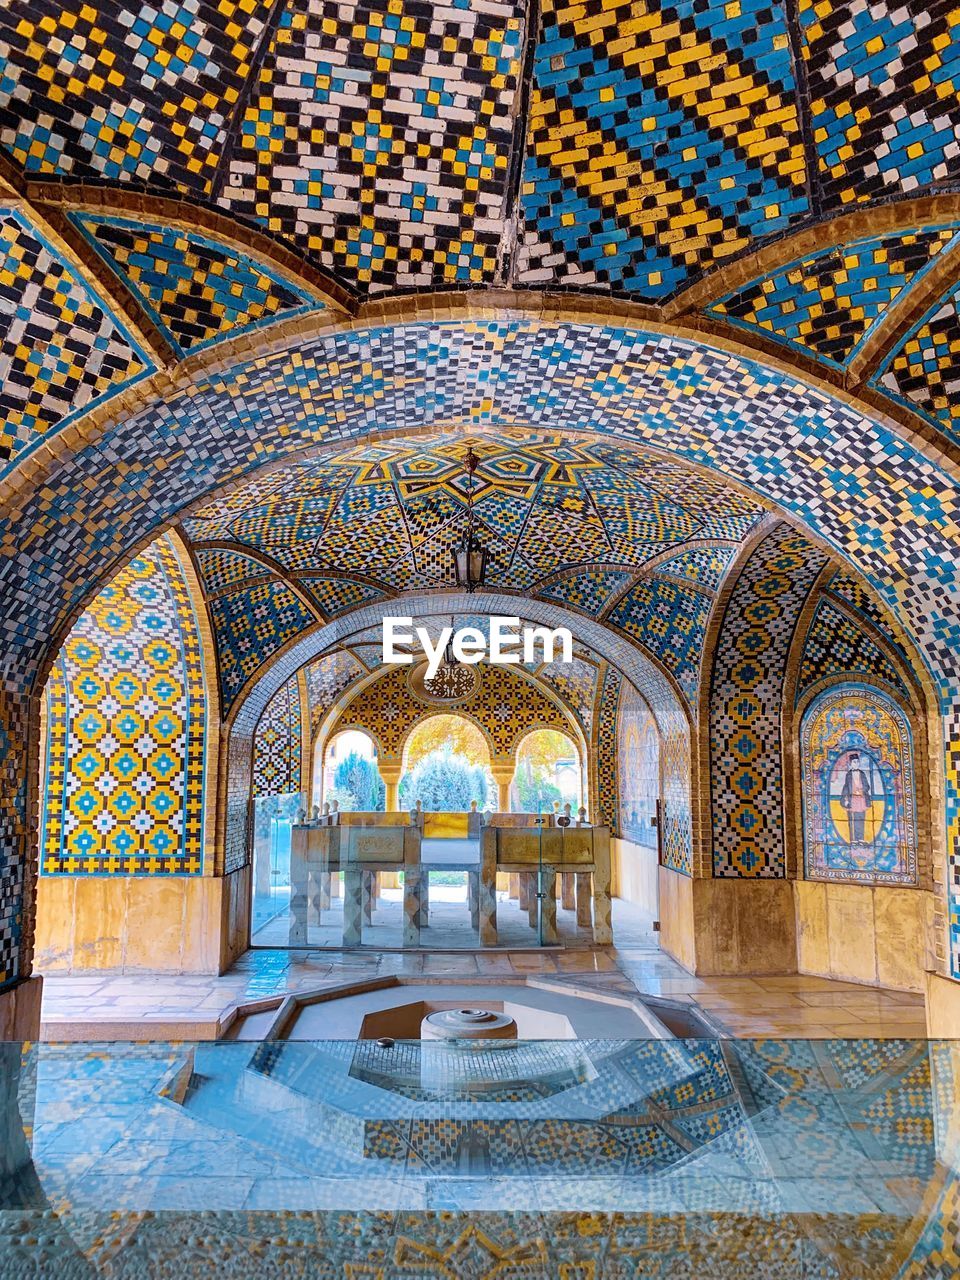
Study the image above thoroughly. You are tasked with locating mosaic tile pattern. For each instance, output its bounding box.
[709,523,828,877]
[798,0,960,207]
[2,318,960,967]
[0,0,268,193]
[0,691,29,985]
[711,228,960,367]
[224,728,252,874]
[0,208,149,471]
[219,0,524,292]
[208,579,316,714]
[801,682,919,885]
[536,657,598,735]
[661,723,693,876]
[252,673,302,798]
[306,577,387,619]
[607,573,712,706]
[617,681,659,849]
[72,214,320,357]
[655,547,734,593]
[826,569,912,659]
[592,665,621,832]
[536,568,634,618]
[797,600,911,702]
[334,661,574,759]
[305,650,367,737]
[874,278,960,441]
[518,0,808,297]
[194,547,271,596]
[40,535,207,875]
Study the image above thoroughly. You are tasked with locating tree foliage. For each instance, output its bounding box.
[399,749,489,812]
[404,715,490,769]
[333,751,385,811]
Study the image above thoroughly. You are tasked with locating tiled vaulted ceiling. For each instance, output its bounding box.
[181,430,759,710]
[1,0,959,301]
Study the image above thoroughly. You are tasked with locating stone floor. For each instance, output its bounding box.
[38,935,927,1040]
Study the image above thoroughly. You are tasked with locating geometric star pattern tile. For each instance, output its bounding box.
[252,673,301,798]
[71,214,321,357]
[606,573,712,707]
[874,279,960,443]
[0,0,268,194]
[797,599,911,703]
[0,208,149,472]
[208,579,316,714]
[218,0,524,293]
[40,535,207,875]
[711,228,960,368]
[798,0,960,208]
[518,0,808,297]
[709,522,828,877]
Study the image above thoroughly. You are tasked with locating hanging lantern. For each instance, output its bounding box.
[451,444,487,592]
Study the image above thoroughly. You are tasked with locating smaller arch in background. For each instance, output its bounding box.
[319,727,383,812]
[800,683,919,887]
[513,728,583,814]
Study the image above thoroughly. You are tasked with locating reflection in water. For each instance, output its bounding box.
[1,1038,959,1277]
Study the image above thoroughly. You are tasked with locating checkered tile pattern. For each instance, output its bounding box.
[208,579,316,713]
[218,0,524,292]
[797,600,910,702]
[875,279,960,441]
[305,650,366,737]
[592,665,621,832]
[607,574,711,707]
[0,209,149,471]
[72,213,320,357]
[712,228,960,368]
[0,0,268,194]
[252,673,301,797]
[709,522,828,877]
[40,535,207,876]
[518,0,808,297]
[798,0,960,208]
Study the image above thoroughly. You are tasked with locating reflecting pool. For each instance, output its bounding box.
[2,1038,958,1277]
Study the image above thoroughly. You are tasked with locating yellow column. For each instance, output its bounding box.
[379,758,402,812]
[490,759,515,813]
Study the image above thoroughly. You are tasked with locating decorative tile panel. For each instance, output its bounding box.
[797,600,911,703]
[209,580,315,714]
[252,674,302,798]
[709,523,828,877]
[711,228,960,368]
[0,690,29,986]
[306,650,366,737]
[334,661,574,758]
[306,577,387,619]
[656,547,734,593]
[219,0,524,292]
[194,547,271,595]
[0,209,149,472]
[71,214,321,357]
[801,683,919,885]
[617,681,658,850]
[798,0,960,208]
[536,657,598,736]
[0,0,268,193]
[519,0,808,297]
[40,535,207,875]
[593,665,621,832]
[873,279,960,441]
[607,574,712,706]
[536,569,634,617]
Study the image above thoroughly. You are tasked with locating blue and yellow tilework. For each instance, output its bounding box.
[537,569,633,617]
[607,575,711,708]
[40,535,207,876]
[71,214,322,357]
[305,577,387,619]
[796,599,911,703]
[194,548,271,596]
[711,228,960,368]
[0,208,150,472]
[709,523,828,877]
[208,579,316,713]
[0,0,268,193]
[519,0,808,296]
[798,0,960,208]
[252,673,301,798]
[305,650,367,738]
[874,277,960,442]
[219,0,525,292]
